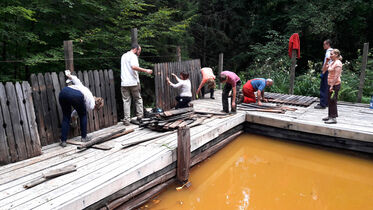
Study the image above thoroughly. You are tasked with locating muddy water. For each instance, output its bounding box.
[144,134,373,210]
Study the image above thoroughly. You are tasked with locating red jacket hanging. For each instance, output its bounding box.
[288,33,300,59]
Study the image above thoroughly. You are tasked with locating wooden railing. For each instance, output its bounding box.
[30,70,117,146]
[154,59,201,110]
[0,82,41,164]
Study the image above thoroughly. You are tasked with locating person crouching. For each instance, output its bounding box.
[167,72,192,109]
[58,72,104,147]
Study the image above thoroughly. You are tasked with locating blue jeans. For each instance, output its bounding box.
[320,71,329,107]
[59,87,87,142]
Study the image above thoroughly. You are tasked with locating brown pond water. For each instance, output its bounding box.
[143,134,373,210]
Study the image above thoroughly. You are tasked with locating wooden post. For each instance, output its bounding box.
[131,28,138,46]
[63,40,74,72]
[176,46,181,62]
[357,42,369,103]
[218,53,223,89]
[289,49,297,94]
[177,126,190,183]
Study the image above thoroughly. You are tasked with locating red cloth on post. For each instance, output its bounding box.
[288,33,300,59]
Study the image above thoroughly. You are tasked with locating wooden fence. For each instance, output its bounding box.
[154,59,201,110]
[30,70,117,146]
[0,82,42,165]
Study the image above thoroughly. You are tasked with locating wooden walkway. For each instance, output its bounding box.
[0,90,372,209]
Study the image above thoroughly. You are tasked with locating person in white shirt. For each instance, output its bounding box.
[315,39,333,109]
[58,71,104,147]
[166,72,192,109]
[121,44,152,125]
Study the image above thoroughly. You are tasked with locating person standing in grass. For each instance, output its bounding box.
[166,72,192,109]
[315,39,333,109]
[219,71,241,113]
[322,49,342,124]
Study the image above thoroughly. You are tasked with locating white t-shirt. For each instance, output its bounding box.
[170,77,192,97]
[68,75,96,110]
[324,48,333,65]
[121,51,140,86]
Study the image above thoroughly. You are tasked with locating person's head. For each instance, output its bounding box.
[323,39,331,50]
[266,78,274,87]
[219,74,227,83]
[131,44,141,56]
[94,97,104,110]
[207,78,216,89]
[330,49,342,61]
[180,72,189,80]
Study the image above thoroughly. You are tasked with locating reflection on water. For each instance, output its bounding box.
[144,134,373,210]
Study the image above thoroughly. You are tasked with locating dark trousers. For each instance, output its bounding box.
[320,71,329,107]
[328,84,340,118]
[222,80,241,113]
[201,86,214,98]
[59,87,87,142]
[175,96,192,109]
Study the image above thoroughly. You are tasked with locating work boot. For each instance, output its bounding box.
[60,141,67,147]
[81,136,91,142]
[322,116,329,121]
[314,104,326,109]
[120,119,130,126]
[324,118,337,124]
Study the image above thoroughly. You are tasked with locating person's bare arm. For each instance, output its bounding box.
[232,86,237,108]
[257,90,263,105]
[132,66,152,75]
[262,91,268,102]
[196,81,206,95]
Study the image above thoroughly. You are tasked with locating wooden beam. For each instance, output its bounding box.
[77,128,130,149]
[63,40,74,72]
[357,42,369,102]
[218,53,223,89]
[131,28,138,46]
[177,126,190,183]
[161,107,193,117]
[23,165,77,189]
[289,49,297,94]
[176,46,181,62]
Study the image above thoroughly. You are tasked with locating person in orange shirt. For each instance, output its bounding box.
[196,67,216,99]
[322,49,342,124]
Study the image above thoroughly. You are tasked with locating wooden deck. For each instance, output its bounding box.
[0,90,372,209]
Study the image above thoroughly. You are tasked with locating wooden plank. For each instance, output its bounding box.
[30,74,48,146]
[93,70,104,128]
[45,73,60,141]
[289,49,297,94]
[0,85,11,164]
[5,82,27,161]
[21,82,42,157]
[162,107,193,117]
[51,72,63,124]
[88,70,99,131]
[357,42,369,102]
[218,53,223,89]
[44,164,77,179]
[64,40,74,72]
[77,128,128,149]
[108,70,117,124]
[14,82,34,157]
[83,71,94,133]
[58,71,66,90]
[66,140,113,150]
[99,70,110,127]
[177,126,190,182]
[37,73,54,144]
[104,70,113,126]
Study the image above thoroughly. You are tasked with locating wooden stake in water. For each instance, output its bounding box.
[177,126,191,183]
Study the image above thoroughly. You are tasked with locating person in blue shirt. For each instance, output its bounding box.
[240,78,273,106]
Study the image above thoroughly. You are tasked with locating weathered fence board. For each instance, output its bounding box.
[154,59,201,110]
[0,82,42,165]
[29,70,117,146]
